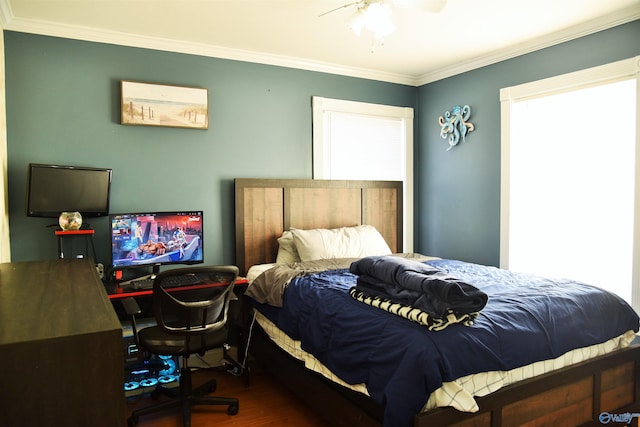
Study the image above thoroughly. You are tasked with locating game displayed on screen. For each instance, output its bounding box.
[110,211,203,269]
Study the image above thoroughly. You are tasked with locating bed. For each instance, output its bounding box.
[234,178,640,427]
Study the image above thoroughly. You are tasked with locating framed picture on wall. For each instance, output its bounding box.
[120,81,209,130]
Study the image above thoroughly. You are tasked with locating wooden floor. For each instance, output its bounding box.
[124,366,330,426]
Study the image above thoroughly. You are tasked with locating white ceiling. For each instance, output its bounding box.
[0,0,638,86]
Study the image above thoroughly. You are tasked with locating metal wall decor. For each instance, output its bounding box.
[438,105,474,151]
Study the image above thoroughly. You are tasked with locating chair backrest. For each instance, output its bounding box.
[152,265,239,337]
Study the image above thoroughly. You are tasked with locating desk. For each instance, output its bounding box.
[107,278,249,345]
[107,278,249,343]
[0,259,125,427]
[106,277,249,299]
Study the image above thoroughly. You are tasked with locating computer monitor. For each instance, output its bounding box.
[26,163,112,218]
[110,211,204,273]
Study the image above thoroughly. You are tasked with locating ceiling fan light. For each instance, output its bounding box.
[346,9,367,36]
[364,2,396,38]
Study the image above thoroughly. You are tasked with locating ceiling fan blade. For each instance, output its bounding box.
[319,1,363,17]
[392,0,447,12]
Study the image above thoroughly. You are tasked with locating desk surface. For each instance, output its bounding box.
[107,276,248,299]
[0,259,121,345]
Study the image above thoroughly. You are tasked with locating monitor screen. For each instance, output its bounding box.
[110,211,204,270]
[26,163,112,218]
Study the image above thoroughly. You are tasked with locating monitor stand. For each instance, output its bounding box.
[135,264,161,281]
[151,264,160,278]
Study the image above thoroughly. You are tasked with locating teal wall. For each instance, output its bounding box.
[4,32,415,267]
[415,20,640,266]
[4,20,639,270]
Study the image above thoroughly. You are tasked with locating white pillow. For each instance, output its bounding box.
[290,225,392,262]
[275,230,301,264]
[246,263,277,284]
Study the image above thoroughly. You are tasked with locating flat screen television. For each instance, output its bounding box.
[26,163,112,218]
[110,211,204,272]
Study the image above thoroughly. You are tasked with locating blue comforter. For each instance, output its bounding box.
[256,259,639,427]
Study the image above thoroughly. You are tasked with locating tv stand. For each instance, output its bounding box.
[54,228,96,260]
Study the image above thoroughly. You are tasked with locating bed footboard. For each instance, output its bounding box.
[420,344,640,427]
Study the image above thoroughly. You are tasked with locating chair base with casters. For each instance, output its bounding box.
[123,265,241,427]
[127,359,239,427]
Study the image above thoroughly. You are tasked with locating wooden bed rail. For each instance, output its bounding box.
[421,344,640,427]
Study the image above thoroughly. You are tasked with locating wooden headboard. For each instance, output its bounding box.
[234,178,403,275]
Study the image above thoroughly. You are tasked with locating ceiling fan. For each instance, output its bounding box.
[321,0,447,39]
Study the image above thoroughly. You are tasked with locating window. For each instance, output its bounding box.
[500,57,640,312]
[312,96,414,251]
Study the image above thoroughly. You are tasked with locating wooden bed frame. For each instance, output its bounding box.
[234,178,640,427]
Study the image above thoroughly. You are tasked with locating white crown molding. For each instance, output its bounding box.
[0,0,637,87]
[0,2,419,86]
[416,5,640,86]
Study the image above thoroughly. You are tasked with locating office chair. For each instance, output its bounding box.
[124,265,240,427]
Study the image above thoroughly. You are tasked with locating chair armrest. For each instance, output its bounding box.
[121,297,142,345]
[121,296,141,316]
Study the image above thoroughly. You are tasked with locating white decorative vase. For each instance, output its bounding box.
[59,211,83,231]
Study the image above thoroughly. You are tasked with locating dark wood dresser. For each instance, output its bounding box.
[0,259,125,426]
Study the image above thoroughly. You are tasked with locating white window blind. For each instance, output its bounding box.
[320,112,405,180]
[312,96,414,251]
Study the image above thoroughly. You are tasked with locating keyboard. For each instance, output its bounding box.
[161,274,203,287]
